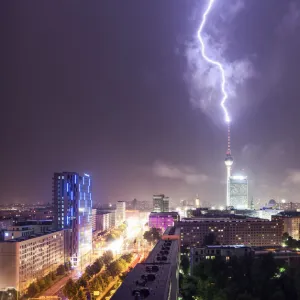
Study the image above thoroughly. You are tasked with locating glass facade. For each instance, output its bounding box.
[53,172,92,268]
[77,174,92,267]
[229,176,249,209]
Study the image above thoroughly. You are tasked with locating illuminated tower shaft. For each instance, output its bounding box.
[224,123,233,207]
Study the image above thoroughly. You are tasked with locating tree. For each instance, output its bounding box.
[85,265,94,279]
[92,258,103,274]
[107,260,124,277]
[122,253,133,263]
[102,250,114,266]
[77,275,88,288]
[143,228,161,244]
[64,261,72,271]
[63,278,77,299]
[50,271,56,281]
[282,232,289,243]
[27,282,40,297]
[76,288,86,300]
[180,255,190,275]
[37,278,46,291]
[44,273,53,287]
[56,264,65,276]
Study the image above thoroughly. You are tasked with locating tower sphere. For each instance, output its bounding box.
[225,155,233,166]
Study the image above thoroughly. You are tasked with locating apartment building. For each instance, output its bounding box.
[272,212,300,240]
[178,217,283,249]
[0,230,64,293]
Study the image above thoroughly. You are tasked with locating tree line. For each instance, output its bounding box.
[23,262,71,299]
[63,251,133,300]
[180,251,300,300]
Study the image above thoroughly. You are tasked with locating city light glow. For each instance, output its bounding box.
[107,237,124,254]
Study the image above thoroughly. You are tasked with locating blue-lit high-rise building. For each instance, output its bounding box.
[53,172,92,268]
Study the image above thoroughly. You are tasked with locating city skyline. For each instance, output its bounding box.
[1,1,300,206]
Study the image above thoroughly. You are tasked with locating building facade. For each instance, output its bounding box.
[178,217,283,248]
[116,201,126,225]
[149,212,180,232]
[273,212,300,240]
[92,208,97,232]
[153,194,169,213]
[53,172,92,267]
[0,230,64,293]
[95,212,111,232]
[229,176,249,209]
[190,245,253,272]
[276,202,300,211]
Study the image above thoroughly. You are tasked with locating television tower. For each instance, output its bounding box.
[224,123,233,207]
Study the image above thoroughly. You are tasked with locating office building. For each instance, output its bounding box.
[111,226,180,300]
[190,245,253,272]
[178,217,283,248]
[116,201,126,225]
[149,212,180,232]
[153,194,169,213]
[0,230,64,293]
[272,212,300,240]
[229,176,249,209]
[53,172,92,267]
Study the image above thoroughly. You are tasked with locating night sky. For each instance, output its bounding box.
[1,1,300,207]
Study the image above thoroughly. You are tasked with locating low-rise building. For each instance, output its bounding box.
[0,230,65,293]
[149,212,180,232]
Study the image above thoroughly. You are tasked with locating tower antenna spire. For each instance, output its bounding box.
[227,122,231,155]
[224,122,233,207]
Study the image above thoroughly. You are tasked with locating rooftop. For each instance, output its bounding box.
[111,263,172,300]
[149,212,179,217]
[179,217,273,223]
[112,228,179,300]
[0,229,63,243]
[12,220,53,226]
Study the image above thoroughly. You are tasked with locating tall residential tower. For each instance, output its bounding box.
[53,172,92,268]
[224,123,233,207]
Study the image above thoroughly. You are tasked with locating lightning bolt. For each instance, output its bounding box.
[197,0,230,123]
